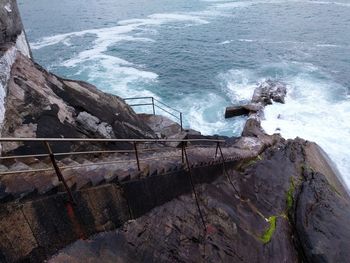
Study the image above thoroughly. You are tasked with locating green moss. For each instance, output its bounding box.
[301,164,315,174]
[329,183,341,197]
[259,216,277,244]
[239,155,263,171]
[286,178,296,212]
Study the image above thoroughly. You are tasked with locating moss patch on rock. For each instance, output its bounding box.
[286,178,296,212]
[259,216,277,244]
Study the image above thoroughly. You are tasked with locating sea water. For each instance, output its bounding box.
[18,0,350,188]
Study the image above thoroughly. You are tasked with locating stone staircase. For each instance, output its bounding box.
[0,144,239,204]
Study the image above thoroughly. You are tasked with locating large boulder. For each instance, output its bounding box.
[252,79,287,105]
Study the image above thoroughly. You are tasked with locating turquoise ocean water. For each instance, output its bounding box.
[18,0,350,188]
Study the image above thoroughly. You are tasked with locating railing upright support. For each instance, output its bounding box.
[218,142,240,196]
[183,145,206,230]
[180,113,183,131]
[43,141,76,204]
[215,142,219,159]
[151,97,156,115]
[133,142,141,171]
[181,142,185,163]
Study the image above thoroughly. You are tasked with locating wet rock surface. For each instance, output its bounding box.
[48,139,350,263]
[1,1,349,262]
[252,79,287,105]
[225,80,287,120]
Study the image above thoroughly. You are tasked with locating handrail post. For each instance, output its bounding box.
[133,142,141,171]
[215,142,219,159]
[183,144,206,230]
[43,141,76,204]
[218,142,240,196]
[151,97,156,115]
[180,113,183,131]
[181,141,185,163]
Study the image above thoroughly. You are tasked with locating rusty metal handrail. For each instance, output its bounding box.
[123,96,183,130]
[0,138,224,143]
[0,153,185,176]
[43,141,76,204]
[0,137,226,205]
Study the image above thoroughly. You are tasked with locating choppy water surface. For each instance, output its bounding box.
[18,0,350,187]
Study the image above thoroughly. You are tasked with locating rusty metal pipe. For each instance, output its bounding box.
[43,142,76,204]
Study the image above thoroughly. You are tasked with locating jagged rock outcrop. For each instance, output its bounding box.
[0,0,31,57]
[252,79,287,105]
[1,0,32,134]
[225,80,286,121]
[0,0,155,155]
[0,53,156,154]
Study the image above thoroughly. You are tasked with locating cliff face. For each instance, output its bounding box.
[0,0,156,154]
[0,0,28,50]
[1,1,350,263]
[0,0,31,134]
[1,52,156,154]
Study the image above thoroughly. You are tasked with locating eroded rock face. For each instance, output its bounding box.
[252,79,287,105]
[138,113,182,138]
[1,53,155,154]
[296,170,350,263]
[0,0,23,47]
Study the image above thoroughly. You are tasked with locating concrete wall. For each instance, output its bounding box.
[0,160,235,262]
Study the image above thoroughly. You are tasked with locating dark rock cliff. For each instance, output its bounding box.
[0,0,156,155]
[47,138,350,263]
[0,1,349,263]
[1,52,156,154]
[0,0,23,47]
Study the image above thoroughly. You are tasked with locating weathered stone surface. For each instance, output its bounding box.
[138,114,181,138]
[0,206,38,262]
[76,111,115,139]
[1,53,156,154]
[0,2,349,263]
[304,141,348,197]
[252,79,287,105]
[0,0,23,47]
[0,184,130,263]
[47,139,350,263]
[296,170,350,263]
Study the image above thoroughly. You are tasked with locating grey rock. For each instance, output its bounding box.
[76,111,115,139]
[252,79,287,105]
[0,53,156,154]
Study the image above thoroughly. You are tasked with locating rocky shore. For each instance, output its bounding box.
[0,1,350,263]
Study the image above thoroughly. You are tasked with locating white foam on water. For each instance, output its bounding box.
[181,92,246,135]
[307,1,350,7]
[261,74,350,188]
[219,40,232,45]
[218,69,258,103]
[220,63,350,189]
[31,12,210,100]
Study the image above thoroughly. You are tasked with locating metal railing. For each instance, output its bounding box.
[0,137,227,206]
[123,97,183,130]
